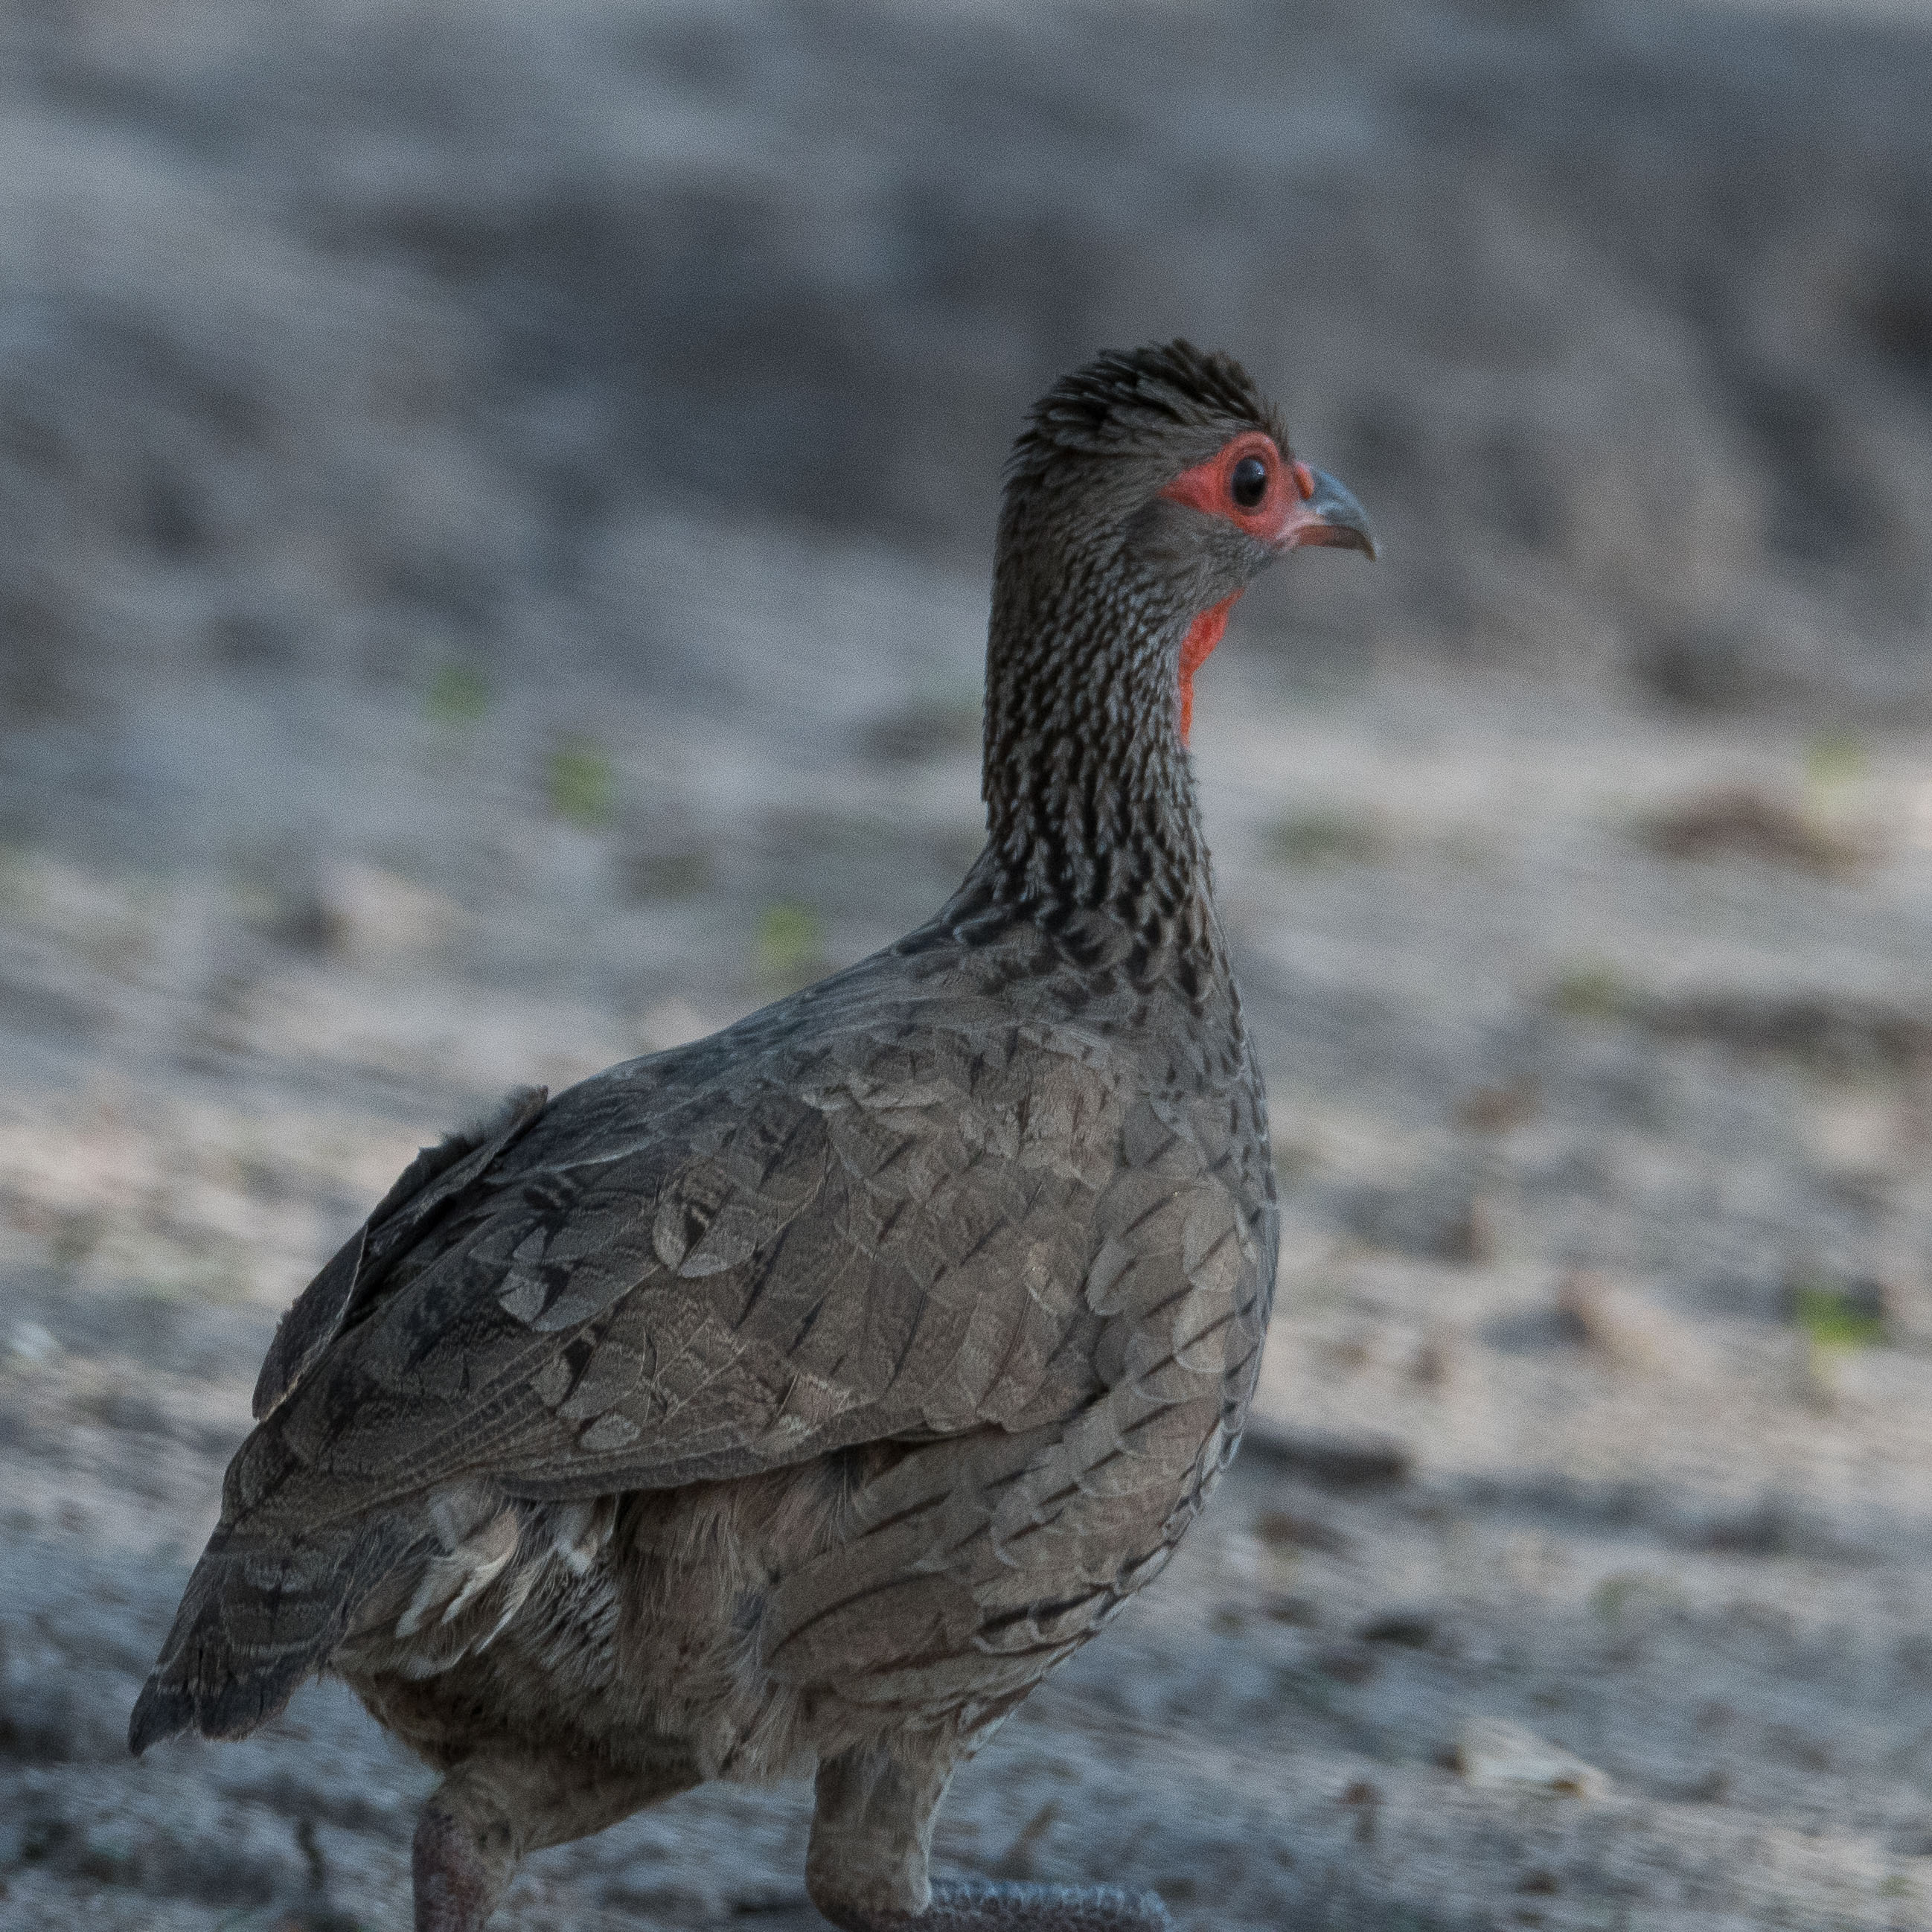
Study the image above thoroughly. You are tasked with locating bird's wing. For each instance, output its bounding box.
[251,1084,550,1422]
[220,993,1249,1536]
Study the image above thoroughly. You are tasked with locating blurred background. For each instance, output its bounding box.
[3,1,1932,1927]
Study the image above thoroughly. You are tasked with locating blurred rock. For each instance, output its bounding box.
[1631,624,1766,714]
[284,861,461,964]
[1242,1424,1412,1491]
[1454,1078,1538,1133]
[0,1654,132,1764]
[1637,991,1932,1075]
[1455,1718,1609,1799]
[1357,1609,1436,1648]
[1410,1329,1458,1390]
[1253,1508,1353,1557]
[1697,1495,1861,1561]
[1640,785,1876,876]
[1340,1167,1495,1264]
[1317,1642,1378,1685]
[1261,1593,1322,1628]
[1556,1270,1674,1372]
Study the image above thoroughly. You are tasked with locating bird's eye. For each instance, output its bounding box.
[1230,456,1269,509]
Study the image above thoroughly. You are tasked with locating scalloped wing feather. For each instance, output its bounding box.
[220,1007,1166,1536]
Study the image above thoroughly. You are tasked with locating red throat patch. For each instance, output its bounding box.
[1178,592,1241,744]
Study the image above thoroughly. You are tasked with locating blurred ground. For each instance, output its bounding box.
[4,0,1932,1928]
[4,0,1932,739]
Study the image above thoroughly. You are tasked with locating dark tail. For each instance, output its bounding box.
[129,1515,412,1753]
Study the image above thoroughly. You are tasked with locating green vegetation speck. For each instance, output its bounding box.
[547,737,616,828]
[755,903,826,986]
[1550,961,1627,1022]
[1789,1283,1886,1351]
[425,661,492,725]
[1805,730,1867,789]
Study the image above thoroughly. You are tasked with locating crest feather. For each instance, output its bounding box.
[1008,340,1285,482]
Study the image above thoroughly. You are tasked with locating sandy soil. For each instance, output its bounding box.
[5,576,1932,1929]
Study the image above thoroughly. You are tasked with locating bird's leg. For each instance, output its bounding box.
[413,1785,510,1932]
[412,1753,698,1932]
[806,1745,1173,1932]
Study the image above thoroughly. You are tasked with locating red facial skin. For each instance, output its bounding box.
[1174,596,1238,746]
[1159,432,1322,743]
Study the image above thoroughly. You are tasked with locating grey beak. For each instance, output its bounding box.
[1298,467,1378,560]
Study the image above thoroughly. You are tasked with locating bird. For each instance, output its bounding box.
[131,340,1375,1931]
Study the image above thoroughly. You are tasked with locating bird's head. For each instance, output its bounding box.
[997,341,1375,742]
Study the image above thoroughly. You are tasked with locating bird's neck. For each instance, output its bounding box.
[965,548,1219,958]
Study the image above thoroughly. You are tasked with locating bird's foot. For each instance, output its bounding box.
[819,1878,1174,1931]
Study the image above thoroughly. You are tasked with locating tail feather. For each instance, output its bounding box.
[129,1516,415,1754]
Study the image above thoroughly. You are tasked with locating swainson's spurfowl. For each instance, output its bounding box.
[132,342,1375,1931]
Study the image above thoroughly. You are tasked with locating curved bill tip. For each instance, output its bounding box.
[1294,467,1378,561]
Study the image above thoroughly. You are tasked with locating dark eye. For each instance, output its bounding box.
[1230,456,1269,509]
